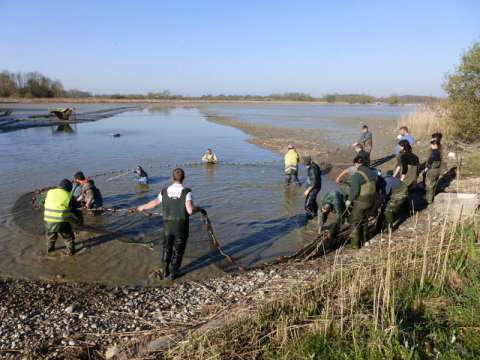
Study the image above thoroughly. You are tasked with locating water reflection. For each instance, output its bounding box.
[53,123,76,134]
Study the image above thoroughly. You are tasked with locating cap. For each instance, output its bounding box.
[287,144,294,149]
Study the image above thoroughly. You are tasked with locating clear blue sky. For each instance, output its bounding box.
[0,0,478,96]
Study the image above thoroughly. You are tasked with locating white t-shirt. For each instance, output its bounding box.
[158,183,192,203]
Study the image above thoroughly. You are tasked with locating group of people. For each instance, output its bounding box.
[43,171,103,256]
[42,126,442,280]
[284,125,444,248]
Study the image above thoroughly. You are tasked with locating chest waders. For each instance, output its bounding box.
[403,164,418,188]
[426,160,441,204]
[384,182,408,226]
[161,187,191,279]
[349,170,376,248]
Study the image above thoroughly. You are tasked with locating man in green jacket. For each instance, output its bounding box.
[346,156,377,248]
[318,190,345,234]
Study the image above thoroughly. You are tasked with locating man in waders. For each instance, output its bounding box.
[424,138,442,204]
[43,179,83,255]
[393,140,419,189]
[303,156,322,220]
[318,190,345,234]
[352,125,373,154]
[284,144,300,185]
[378,170,408,229]
[345,156,377,248]
[137,168,205,280]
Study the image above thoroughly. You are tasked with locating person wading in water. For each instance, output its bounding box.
[137,168,205,280]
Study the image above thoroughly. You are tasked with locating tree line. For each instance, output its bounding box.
[0,71,437,104]
[0,71,90,98]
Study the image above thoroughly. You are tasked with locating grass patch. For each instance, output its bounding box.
[166,216,480,359]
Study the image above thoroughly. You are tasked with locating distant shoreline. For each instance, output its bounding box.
[0,97,423,106]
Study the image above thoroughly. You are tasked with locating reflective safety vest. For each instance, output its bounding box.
[284,150,299,167]
[43,188,72,223]
[356,170,376,210]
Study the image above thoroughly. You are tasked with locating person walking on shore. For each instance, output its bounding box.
[352,125,373,154]
[378,170,408,229]
[424,138,442,204]
[346,156,377,248]
[303,156,322,220]
[43,179,83,255]
[393,140,419,189]
[284,144,301,185]
[137,168,205,280]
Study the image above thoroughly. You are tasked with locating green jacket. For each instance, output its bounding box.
[320,191,345,218]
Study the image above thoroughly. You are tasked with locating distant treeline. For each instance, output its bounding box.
[0,70,437,104]
[0,71,91,98]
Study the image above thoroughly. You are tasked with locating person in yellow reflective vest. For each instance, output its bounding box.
[284,144,301,185]
[44,179,83,255]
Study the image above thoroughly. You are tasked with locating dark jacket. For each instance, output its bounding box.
[307,162,322,189]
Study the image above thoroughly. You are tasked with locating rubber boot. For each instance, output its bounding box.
[47,243,55,253]
[163,262,171,279]
[65,244,75,256]
[169,265,179,280]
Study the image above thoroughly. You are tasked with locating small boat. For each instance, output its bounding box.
[49,108,73,121]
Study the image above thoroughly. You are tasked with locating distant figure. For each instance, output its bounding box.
[395,126,414,154]
[284,144,301,185]
[135,165,149,184]
[72,171,103,209]
[353,143,371,166]
[43,179,83,255]
[393,140,419,188]
[303,156,322,220]
[352,125,373,154]
[202,148,218,164]
[137,168,205,280]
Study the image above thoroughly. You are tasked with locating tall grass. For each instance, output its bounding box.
[398,105,449,141]
[165,212,480,359]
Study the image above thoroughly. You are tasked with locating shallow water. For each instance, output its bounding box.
[205,103,416,146]
[1,106,336,286]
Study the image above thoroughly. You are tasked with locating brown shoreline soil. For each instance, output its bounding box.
[201,110,403,180]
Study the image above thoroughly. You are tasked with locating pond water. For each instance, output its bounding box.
[1,106,336,286]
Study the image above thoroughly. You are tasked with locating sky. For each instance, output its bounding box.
[0,0,478,96]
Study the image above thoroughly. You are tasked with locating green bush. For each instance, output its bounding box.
[444,42,480,142]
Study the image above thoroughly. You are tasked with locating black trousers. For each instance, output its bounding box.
[163,233,188,270]
[305,187,320,218]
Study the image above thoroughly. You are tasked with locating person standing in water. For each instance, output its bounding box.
[134,165,149,184]
[284,144,301,185]
[43,179,83,255]
[202,148,218,164]
[137,168,205,280]
[303,156,322,220]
